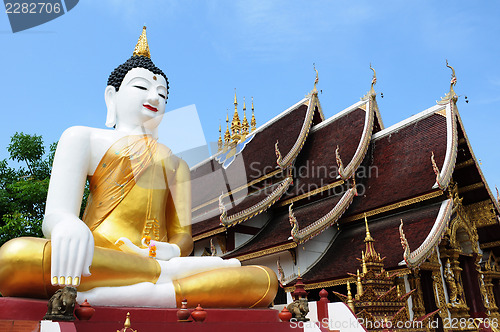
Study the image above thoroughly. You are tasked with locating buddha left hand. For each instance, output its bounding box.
[115,237,181,261]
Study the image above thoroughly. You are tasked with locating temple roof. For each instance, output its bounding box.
[191,95,322,239]
[191,70,500,277]
[299,202,444,288]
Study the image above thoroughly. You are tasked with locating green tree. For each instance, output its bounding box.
[0,133,55,245]
[0,133,90,246]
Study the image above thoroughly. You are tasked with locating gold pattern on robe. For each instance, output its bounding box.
[82,135,190,251]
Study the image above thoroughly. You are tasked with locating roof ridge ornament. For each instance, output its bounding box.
[306,63,319,98]
[313,63,319,94]
[132,26,151,58]
[361,63,377,101]
[437,59,458,105]
[250,97,257,132]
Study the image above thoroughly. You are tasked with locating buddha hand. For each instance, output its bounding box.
[115,237,181,261]
[48,217,94,287]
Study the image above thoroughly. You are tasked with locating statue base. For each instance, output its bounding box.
[0,297,302,332]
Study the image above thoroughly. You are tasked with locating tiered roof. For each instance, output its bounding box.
[190,65,500,288]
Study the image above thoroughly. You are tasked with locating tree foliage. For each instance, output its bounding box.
[0,133,53,245]
[0,132,90,246]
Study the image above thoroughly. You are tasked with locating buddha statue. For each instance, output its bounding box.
[0,27,277,308]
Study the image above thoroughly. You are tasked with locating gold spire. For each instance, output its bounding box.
[241,97,249,136]
[361,251,367,274]
[364,214,374,243]
[250,97,257,132]
[347,282,355,312]
[356,269,363,299]
[224,111,231,144]
[231,89,241,142]
[133,26,151,58]
[217,121,223,152]
[363,214,379,262]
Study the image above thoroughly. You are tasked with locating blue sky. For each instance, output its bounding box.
[1,1,499,192]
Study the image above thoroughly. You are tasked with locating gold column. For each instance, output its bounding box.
[408,269,426,319]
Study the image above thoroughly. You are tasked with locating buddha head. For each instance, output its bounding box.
[104,27,169,137]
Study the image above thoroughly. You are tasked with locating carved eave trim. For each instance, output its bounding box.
[432,101,458,191]
[193,226,226,241]
[291,186,357,244]
[235,242,298,262]
[454,111,500,215]
[337,97,375,180]
[342,190,444,223]
[400,199,453,269]
[219,176,293,228]
[277,94,317,169]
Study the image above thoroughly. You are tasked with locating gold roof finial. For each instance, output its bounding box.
[133,26,151,58]
[231,89,241,141]
[312,63,319,95]
[298,266,301,277]
[250,96,257,132]
[117,312,136,332]
[241,97,249,136]
[356,269,363,298]
[438,59,458,104]
[217,121,223,152]
[364,213,374,242]
[347,282,355,311]
[224,110,231,143]
[369,63,377,94]
[361,63,377,100]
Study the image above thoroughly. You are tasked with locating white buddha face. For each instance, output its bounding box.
[105,67,168,133]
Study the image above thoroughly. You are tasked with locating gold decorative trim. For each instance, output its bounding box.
[435,108,447,117]
[192,169,282,213]
[236,242,297,262]
[193,226,226,241]
[465,200,498,228]
[342,191,443,223]
[455,159,474,170]
[285,268,411,292]
[480,241,500,250]
[277,179,344,207]
[458,182,484,194]
[454,111,500,215]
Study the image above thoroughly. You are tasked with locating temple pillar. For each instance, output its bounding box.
[408,269,426,319]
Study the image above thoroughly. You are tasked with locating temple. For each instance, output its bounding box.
[190,64,500,331]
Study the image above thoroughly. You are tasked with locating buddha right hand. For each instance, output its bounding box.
[115,237,181,261]
[49,218,94,287]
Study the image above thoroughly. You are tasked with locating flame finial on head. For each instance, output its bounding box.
[133,26,151,58]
